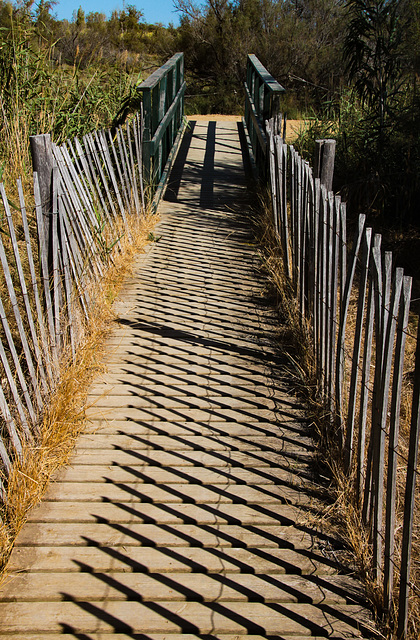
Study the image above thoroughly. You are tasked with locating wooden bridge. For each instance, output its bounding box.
[0,115,377,637]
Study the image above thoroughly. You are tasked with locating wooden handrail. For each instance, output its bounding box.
[244,54,285,179]
[138,52,185,197]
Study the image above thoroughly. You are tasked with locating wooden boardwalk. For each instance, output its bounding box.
[0,118,377,638]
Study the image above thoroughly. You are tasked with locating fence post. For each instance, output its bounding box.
[314,139,336,192]
[30,134,53,274]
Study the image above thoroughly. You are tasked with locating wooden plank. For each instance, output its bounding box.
[361,234,382,525]
[0,571,360,604]
[2,184,48,394]
[58,188,77,360]
[356,281,374,503]
[383,275,412,612]
[135,110,145,211]
[116,127,134,210]
[0,433,11,476]
[345,227,372,471]
[0,329,31,432]
[126,121,140,215]
[108,129,131,212]
[0,192,43,411]
[98,130,126,223]
[328,194,340,413]
[0,601,371,636]
[16,180,53,384]
[319,185,328,396]
[59,143,98,232]
[34,172,59,375]
[92,131,120,225]
[81,134,110,224]
[54,146,104,279]
[397,316,420,638]
[371,265,403,578]
[335,214,366,440]
[0,372,23,455]
[52,146,94,256]
[51,168,62,356]
[267,125,278,234]
[312,178,321,373]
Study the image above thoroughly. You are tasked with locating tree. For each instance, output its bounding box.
[343,0,407,134]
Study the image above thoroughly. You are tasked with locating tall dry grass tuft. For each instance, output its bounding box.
[0,208,159,579]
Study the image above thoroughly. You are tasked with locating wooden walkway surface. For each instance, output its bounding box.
[0,118,377,638]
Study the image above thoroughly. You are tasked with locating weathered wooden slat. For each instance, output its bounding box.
[81,134,110,223]
[327,194,340,414]
[0,332,30,433]
[54,146,104,279]
[397,318,420,638]
[59,144,99,234]
[51,170,62,356]
[361,234,382,526]
[0,192,43,411]
[118,126,136,212]
[0,365,23,455]
[357,277,375,503]
[91,131,120,225]
[335,214,366,438]
[383,275,412,612]
[58,195,91,321]
[53,147,93,253]
[58,189,77,361]
[108,129,131,212]
[319,186,328,397]
[34,172,59,375]
[17,180,53,384]
[98,130,126,223]
[126,122,140,215]
[73,137,100,213]
[116,126,133,209]
[345,227,372,471]
[267,125,278,236]
[2,184,48,394]
[372,265,403,577]
[339,202,347,312]
[312,178,321,371]
[135,110,145,211]
[0,432,11,476]
[323,191,334,398]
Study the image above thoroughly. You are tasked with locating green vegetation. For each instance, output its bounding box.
[0,1,173,187]
[174,0,420,231]
[2,0,419,231]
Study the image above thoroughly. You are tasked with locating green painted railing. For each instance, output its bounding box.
[138,52,186,201]
[244,54,285,178]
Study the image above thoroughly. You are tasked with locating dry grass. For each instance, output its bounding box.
[0,208,159,580]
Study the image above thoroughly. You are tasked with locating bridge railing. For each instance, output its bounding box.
[265,119,419,639]
[244,54,285,178]
[138,52,186,203]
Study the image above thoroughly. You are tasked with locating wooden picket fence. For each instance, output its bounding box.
[0,109,146,498]
[265,115,420,638]
[0,53,186,504]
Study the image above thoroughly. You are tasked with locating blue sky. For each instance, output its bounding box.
[53,0,181,26]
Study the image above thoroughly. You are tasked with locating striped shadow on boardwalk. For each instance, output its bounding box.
[0,118,379,638]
